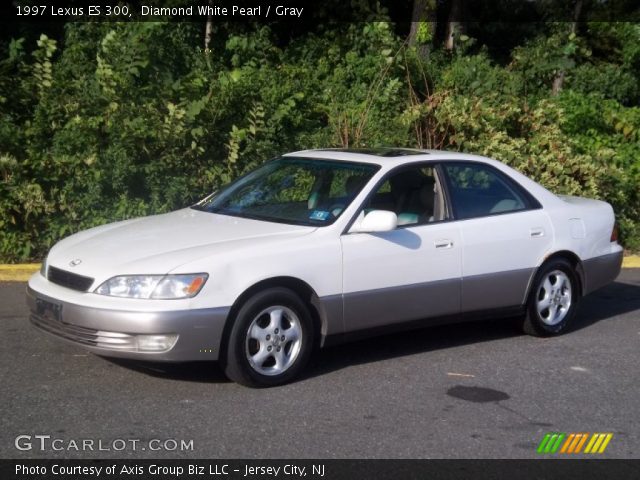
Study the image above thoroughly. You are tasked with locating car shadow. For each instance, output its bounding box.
[102,277,640,384]
[101,357,230,383]
[572,278,640,331]
[304,317,522,381]
[304,278,640,380]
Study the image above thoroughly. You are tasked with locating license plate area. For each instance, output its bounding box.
[35,298,62,323]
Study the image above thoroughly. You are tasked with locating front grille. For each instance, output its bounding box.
[30,314,137,350]
[47,266,94,292]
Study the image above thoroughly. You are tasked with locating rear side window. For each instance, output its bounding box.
[443,162,533,220]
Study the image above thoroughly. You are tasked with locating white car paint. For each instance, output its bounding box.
[27,149,623,365]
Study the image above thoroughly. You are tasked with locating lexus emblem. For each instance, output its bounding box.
[69,259,82,267]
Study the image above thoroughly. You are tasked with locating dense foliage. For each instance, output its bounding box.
[1,19,639,262]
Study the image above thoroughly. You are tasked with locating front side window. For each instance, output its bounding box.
[193,158,379,226]
[364,165,449,226]
[443,162,530,220]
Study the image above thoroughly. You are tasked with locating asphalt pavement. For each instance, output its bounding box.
[1,270,639,459]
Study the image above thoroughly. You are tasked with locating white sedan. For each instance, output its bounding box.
[27,148,623,386]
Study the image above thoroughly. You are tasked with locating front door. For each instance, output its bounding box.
[340,164,462,332]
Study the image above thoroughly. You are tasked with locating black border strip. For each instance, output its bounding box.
[3,0,639,23]
[4,459,640,480]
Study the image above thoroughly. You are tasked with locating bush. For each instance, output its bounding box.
[0,22,638,261]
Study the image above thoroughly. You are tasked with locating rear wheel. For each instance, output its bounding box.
[222,288,314,387]
[522,259,579,336]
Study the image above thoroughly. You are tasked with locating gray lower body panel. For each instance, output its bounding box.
[461,268,535,312]
[341,268,535,333]
[26,286,230,361]
[343,278,461,332]
[582,250,623,295]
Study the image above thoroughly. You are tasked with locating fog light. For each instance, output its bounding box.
[136,334,178,352]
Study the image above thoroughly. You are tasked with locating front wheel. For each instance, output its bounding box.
[522,259,579,336]
[222,288,314,387]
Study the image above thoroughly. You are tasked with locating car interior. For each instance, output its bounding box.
[365,167,447,225]
[443,164,527,219]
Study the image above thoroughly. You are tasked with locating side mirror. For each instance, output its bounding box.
[350,210,398,233]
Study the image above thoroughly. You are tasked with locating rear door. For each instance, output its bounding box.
[441,161,553,312]
[340,163,462,332]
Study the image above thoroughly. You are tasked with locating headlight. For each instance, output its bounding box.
[95,274,208,299]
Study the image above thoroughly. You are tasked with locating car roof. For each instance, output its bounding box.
[283,148,493,166]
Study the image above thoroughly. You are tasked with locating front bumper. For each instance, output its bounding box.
[26,285,230,361]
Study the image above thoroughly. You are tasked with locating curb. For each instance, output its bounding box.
[1,256,640,282]
[0,264,40,282]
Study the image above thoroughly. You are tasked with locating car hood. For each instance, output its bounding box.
[47,209,315,280]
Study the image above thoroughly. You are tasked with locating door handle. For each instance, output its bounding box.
[530,228,545,238]
[434,239,454,249]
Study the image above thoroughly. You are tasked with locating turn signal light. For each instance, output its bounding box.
[186,276,206,295]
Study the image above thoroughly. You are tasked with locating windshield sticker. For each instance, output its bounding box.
[309,210,330,221]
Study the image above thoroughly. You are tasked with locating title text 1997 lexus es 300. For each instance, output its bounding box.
[27,149,623,387]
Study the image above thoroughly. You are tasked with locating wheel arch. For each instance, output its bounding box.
[220,276,327,358]
[526,250,585,302]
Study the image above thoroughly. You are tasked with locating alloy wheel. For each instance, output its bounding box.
[245,305,303,376]
[536,270,572,326]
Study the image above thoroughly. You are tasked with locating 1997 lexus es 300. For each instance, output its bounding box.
[28,149,623,386]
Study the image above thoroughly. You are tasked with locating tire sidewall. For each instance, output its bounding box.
[224,288,314,387]
[527,259,579,335]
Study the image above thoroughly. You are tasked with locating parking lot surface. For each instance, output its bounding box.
[1,270,639,459]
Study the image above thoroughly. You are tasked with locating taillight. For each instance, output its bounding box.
[610,223,619,242]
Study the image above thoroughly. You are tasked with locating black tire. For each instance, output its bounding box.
[222,287,314,387]
[521,258,579,337]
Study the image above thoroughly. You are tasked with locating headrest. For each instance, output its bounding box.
[390,171,423,190]
[419,178,435,209]
[345,175,368,195]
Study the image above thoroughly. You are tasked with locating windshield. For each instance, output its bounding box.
[193,157,379,226]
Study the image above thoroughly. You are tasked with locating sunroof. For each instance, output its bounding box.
[319,148,426,157]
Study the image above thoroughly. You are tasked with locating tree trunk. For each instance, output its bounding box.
[409,0,437,52]
[444,0,462,51]
[204,1,213,51]
[552,0,582,95]
[551,71,565,96]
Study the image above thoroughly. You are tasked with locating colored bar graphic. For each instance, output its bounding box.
[584,433,600,453]
[574,433,589,453]
[550,433,565,453]
[598,434,613,453]
[560,433,575,453]
[592,434,606,452]
[538,433,613,454]
[537,433,566,453]
[537,433,552,453]
[567,433,581,453]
